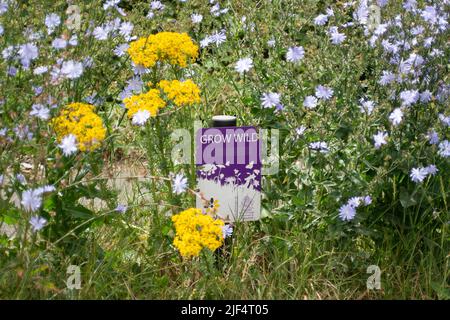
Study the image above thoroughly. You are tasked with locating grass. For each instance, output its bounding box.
[0,0,449,299]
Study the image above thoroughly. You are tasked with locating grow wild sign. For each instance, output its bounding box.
[196,126,261,222]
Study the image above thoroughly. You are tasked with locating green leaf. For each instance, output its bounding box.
[399,188,417,208]
[65,204,95,220]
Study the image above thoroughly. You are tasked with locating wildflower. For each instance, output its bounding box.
[315,85,333,100]
[410,167,428,183]
[115,204,128,213]
[309,141,329,153]
[61,60,83,79]
[425,165,438,176]
[427,130,439,145]
[158,79,201,106]
[363,196,372,205]
[359,99,375,115]
[124,89,166,120]
[191,13,203,24]
[222,224,233,239]
[314,14,329,26]
[45,13,61,34]
[329,27,346,45]
[114,43,129,57]
[59,134,78,156]
[21,189,42,212]
[339,204,356,221]
[119,22,134,39]
[235,57,253,74]
[52,38,67,50]
[261,92,281,109]
[389,108,403,126]
[35,185,56,194]
[209,30,227,46]
[348,197,362,208]
[33,66,48,75]
[29,216,47,232]
[267,39,276,47]
[373,131,388,149]
[438,140,450,158]
[52,103,106,152]
[16,174,27,184]
[30,104,50,120]
[286,46,305,63]
[131,109,151,126]
[439,114,450,127]
[93,26,109,40]
[420,90,432,103]
[19,43,39,67]
[295,126,306,137]
[150,1,165,10]
[400,89,419,106]
[303,95,318,109]
[127,32,198,68]
[172,174,188,194]
[379,70,395,86]
[172,208,224,258]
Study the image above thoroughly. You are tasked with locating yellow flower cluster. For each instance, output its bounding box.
[172,208,224,258]
[52,102,106,152]
[123,88,166,119]
[158,79,201,107]
[127,32,199,68]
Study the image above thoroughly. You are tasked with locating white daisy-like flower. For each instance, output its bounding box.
[261,92,281,109]
[315,85,333,100]
[59,134,78,156]
[286,46,305,63]
[373,131,388,149]
[61,60,83,79]
[115,204,128,213]
[424,165,438,176]
[21,189,42,212]
[172,173,188,195]
[30,104,50,120]
[339,204,356,221]
[33,66,49,75]
[235,57,253,74]
[410,167,428,183]
[191,13,203,24]
[438,140,450,158]
[314,14,329,26]
[222,224,233,239]
[303,95,318,109]
[29,216,47,232]
[132,110,151,126]
[389,108,404,126]
[93,26,109,40]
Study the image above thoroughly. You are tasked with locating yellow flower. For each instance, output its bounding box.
[158,79,201,107]
[123,88,166,119]
[51,102,106,152]
[172,208,224,258]
[127,32,199,68]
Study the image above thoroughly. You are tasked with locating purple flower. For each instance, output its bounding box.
[303,95,318,109]
[315,85,333,100]
[339,204,356,221]
[115,204,128,213]
[373,131,388,149]
[261,92,281,109]
[286,46,305,63]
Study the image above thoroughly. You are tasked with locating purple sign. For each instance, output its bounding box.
[196,126,261,221]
